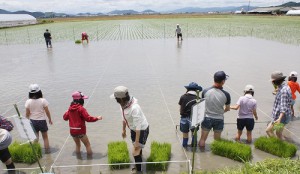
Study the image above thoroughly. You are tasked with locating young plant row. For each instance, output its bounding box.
[8,141,42,164]
[107,141,171,171]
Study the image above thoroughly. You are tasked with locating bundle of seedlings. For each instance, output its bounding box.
[75,40,82,44]
[211,139,252,162]
[8,141,42,164]
[147,141,171,171]
[107,141,130,169]
[254,136,297,158]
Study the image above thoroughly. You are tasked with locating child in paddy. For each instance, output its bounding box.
[287,71,300,118]
[25,84,53,153]
[63,91,102,156]
[230,85,258,143]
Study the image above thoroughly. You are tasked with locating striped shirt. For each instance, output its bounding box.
[272,83,292,120]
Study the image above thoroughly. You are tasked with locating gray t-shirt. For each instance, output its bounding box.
[202,86,231,120]
[0,128,12,150]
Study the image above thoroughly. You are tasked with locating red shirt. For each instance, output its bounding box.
[288,81,300,100]
[63,103,98,135]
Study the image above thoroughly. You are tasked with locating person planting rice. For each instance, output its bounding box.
[287,71,300,118]
[178,82,202,147]
[198,71,231,151]
[230,85,258,143]
[63,91,102,157]
[111,86,149,174]
[25,84,53,154]
[81,32,89,43]
[266,71,292,140]
[175,24,183,42]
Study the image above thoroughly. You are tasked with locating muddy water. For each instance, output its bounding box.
[0,37,300,173]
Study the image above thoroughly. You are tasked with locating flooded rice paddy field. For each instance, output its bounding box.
[0,36,300,173]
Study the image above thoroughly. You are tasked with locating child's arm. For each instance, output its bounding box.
[25,108,30,119]
[81,108,101,122]
[44,106,53,125]
[230,104,239,110]
[253,109,258,120]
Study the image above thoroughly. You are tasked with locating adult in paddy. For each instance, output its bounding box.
[175,24,183,42]
[111,86,149,174]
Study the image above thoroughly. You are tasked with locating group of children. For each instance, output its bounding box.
[179,71,300,147]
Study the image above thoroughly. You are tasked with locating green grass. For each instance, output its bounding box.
[211,139,252,162]
[75,40,82,44]
[8,141,42,164]
[183,158,300,174]
[254,136,297,158]
[146,141,171,171]
[107,141,130,170]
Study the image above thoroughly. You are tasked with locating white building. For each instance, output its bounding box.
[0,14,37,28]
[286,10,300,16]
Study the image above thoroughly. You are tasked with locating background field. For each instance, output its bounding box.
[1,15,300,45]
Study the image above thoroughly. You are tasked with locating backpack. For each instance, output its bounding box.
[0,115,14,131]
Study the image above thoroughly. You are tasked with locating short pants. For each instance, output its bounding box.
[71,134,85,138]
[131,126,149,148]
[237,118,254,131]
[201,117,224,132]
[30,119,48,133]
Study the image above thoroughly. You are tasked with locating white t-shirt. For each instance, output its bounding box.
[25,98,49,120]
[0,129,12,150]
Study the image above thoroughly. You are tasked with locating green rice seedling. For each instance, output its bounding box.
[107,141,130,170]
[254,136,297,158]
[211,139,252,162]
[272,123,285,131]
[181,158,300,174]
[8,141,42,164]
[146,141,171,171]
[75,40,82,44]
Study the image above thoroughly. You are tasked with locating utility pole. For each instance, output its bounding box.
[248,0,250,13]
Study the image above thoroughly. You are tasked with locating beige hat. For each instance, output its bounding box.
[244,85,254,92]
[270,71,286,81]
[111,86,128,99]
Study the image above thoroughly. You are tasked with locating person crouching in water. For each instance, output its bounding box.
[0,128,15,174]
[81,32,89,44]
[230,85,258,143]
[111,86,149,174]
[178,82,202,147]
[63,91,102,156]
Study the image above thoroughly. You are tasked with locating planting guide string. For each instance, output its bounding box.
[225,84,300,141]
[49,43,114,173]
[1,97,26,116]
[145,47,191,171]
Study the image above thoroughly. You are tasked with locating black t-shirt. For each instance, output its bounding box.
[44,32,51,40]
[178,93,197,118]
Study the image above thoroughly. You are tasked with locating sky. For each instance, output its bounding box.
[0,0,296,14]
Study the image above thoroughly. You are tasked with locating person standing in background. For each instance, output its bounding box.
[287,71,300,118]
[44,29,52,48]
[175,24,183,42]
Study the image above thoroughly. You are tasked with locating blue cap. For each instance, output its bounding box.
[184,82,202,91]
[214,71,229,81]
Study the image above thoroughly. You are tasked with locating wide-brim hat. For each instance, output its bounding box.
[270,71,286,81]
[184,82,202,91]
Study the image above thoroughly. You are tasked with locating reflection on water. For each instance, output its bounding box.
[0,37,299,173]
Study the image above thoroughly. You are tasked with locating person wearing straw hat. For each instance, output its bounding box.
[25,84,53,154]
[111,86,149,174]
[287,71,300,118]
[175,24,183,42]
[63,91,102,157]
[198,71,231,150]
[230,85,258,143]
[266,71,292,140]
[178,82,202,147]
